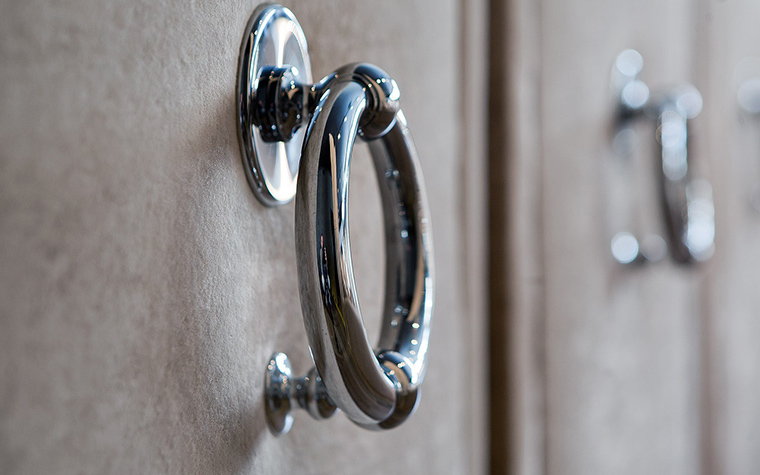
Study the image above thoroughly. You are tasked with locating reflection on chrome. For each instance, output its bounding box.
[611,232,668,265]
[738,78,760,114]
[295,64,433,432]
[236,4,313,206]
[610,49,714,265]
[656,86,713,263]
[611,232,640,264]
[612,49,650,113]
[659,109,689,181]
[736,62,760,212]
[685,180,715,262]
[639,234,668,263]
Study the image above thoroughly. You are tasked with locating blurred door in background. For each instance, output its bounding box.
[0,1,489,473]
[701,1,760,473]
[490,0,760,474]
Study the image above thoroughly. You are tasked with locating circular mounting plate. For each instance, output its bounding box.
[237,4,313,206]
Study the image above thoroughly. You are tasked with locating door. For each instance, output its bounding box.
[489,0,760,474]
[701,1,760,473]
[0,1,488,473]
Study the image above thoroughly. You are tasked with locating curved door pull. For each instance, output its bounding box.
[237,5,434,436]
[610,49,715,264]
[655,87,715,263]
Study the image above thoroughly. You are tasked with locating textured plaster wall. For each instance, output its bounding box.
[0,0,479,473]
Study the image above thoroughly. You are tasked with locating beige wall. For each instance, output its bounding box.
[0,1,488,473]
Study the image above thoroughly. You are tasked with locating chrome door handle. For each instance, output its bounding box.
[237,5,434,436]
[609,50,714,264]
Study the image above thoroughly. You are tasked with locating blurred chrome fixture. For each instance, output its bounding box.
[610,232,668,265]
[238,5,434,436]
[737,66,760,211]
[738,76,760,115]
[610,49,714,264]
[612,49,650,114]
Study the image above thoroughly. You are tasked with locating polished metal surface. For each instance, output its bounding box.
[242,6,434,435]
[237,4,313,205]
[612,49,650,113]
[654,87,715,263]
[738,77,760,115]
[610,50,714,264]
[610,50,661,264]
[295,64,433,430]
[736,63,760,211]
[264,353,336,437]
[610,232,668,265]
